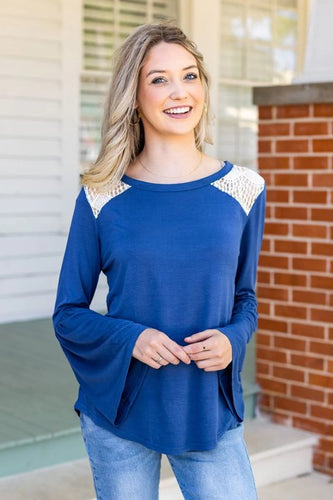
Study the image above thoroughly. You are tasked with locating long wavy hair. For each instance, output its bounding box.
[81,21,213,191]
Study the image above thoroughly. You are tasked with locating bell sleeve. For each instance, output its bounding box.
[53,188,149,425]
[217,186,266,419]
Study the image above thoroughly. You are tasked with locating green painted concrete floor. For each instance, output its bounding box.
[0,319,86,477]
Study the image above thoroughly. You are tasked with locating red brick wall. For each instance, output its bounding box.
[256,101,333,475]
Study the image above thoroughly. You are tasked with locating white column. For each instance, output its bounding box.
[294,0,333,83]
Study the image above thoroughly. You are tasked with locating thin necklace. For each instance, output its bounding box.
[137,152,203,180]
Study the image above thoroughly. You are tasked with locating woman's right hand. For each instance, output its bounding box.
[132,328,191,369]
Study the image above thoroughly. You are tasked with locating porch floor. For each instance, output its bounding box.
[0,319,85,477]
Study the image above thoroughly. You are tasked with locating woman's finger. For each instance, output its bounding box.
[188,349,212,361]
[163,339,191,364]
[183,340,212,356]
[149,358,163,369]
[202,363,227,372]
[133,328,191,367]
[184,331,210,343]
[195,357,230,371]
[157,345,180,365]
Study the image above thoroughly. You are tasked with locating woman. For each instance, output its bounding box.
[53,22,265,500]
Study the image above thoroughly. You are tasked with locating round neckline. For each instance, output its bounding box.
[121,161,232,192]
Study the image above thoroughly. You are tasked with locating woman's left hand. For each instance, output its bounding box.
[183,329,232,371]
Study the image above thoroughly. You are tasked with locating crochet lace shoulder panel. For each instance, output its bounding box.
[211,165,265,215]
[84,181,131,218]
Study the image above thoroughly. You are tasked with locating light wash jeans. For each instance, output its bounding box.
[80,412,258,500]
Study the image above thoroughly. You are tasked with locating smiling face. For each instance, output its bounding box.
[136,42,205,143]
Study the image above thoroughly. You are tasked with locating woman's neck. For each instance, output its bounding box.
[125,136,222,184]
[137,137,202,180]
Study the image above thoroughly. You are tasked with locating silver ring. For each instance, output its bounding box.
[155,355,162,364]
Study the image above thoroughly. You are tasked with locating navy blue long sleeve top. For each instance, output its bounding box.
[53,161,265,454]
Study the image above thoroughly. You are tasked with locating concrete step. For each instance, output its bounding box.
[159,472,333,500]
[244,418,318,488]
[258,472,333,500]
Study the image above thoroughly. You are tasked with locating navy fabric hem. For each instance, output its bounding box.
[76,402,240,455]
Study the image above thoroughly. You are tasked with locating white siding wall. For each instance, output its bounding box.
[0,0,81,322]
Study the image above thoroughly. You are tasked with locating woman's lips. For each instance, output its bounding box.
[163,106,192,118]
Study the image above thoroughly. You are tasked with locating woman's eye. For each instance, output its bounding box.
[185,73,198,80]
[151,77,166,84]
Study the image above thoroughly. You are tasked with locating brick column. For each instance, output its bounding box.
[253,82,333,475]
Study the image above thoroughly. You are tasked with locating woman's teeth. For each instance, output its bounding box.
[164,107,191,115]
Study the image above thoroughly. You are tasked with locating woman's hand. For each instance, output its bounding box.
[183,329,232,371]
[133,328,191,369]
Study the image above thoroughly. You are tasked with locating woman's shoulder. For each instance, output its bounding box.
[212,162,265,215]
[203,155,264,186]
[225,163,265,186]
[81,180,132,219]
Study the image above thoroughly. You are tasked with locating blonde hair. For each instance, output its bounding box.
[82,21,213,191]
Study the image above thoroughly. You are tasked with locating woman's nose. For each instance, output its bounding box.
[169,81,188,100]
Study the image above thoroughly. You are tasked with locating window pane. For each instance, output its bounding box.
[220,2,246,79]
[219,85,240,119]
[251,0,273,7]
[218,85,257,168]
[220,41,244,79]
[238,120,257,166]
[219,123,239,161]
[277,0,297,8]
[275,8,297,46]
[273,47,296,81]
[247,7,272,42]
[246,42,273,81]
[220,2,246,39]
